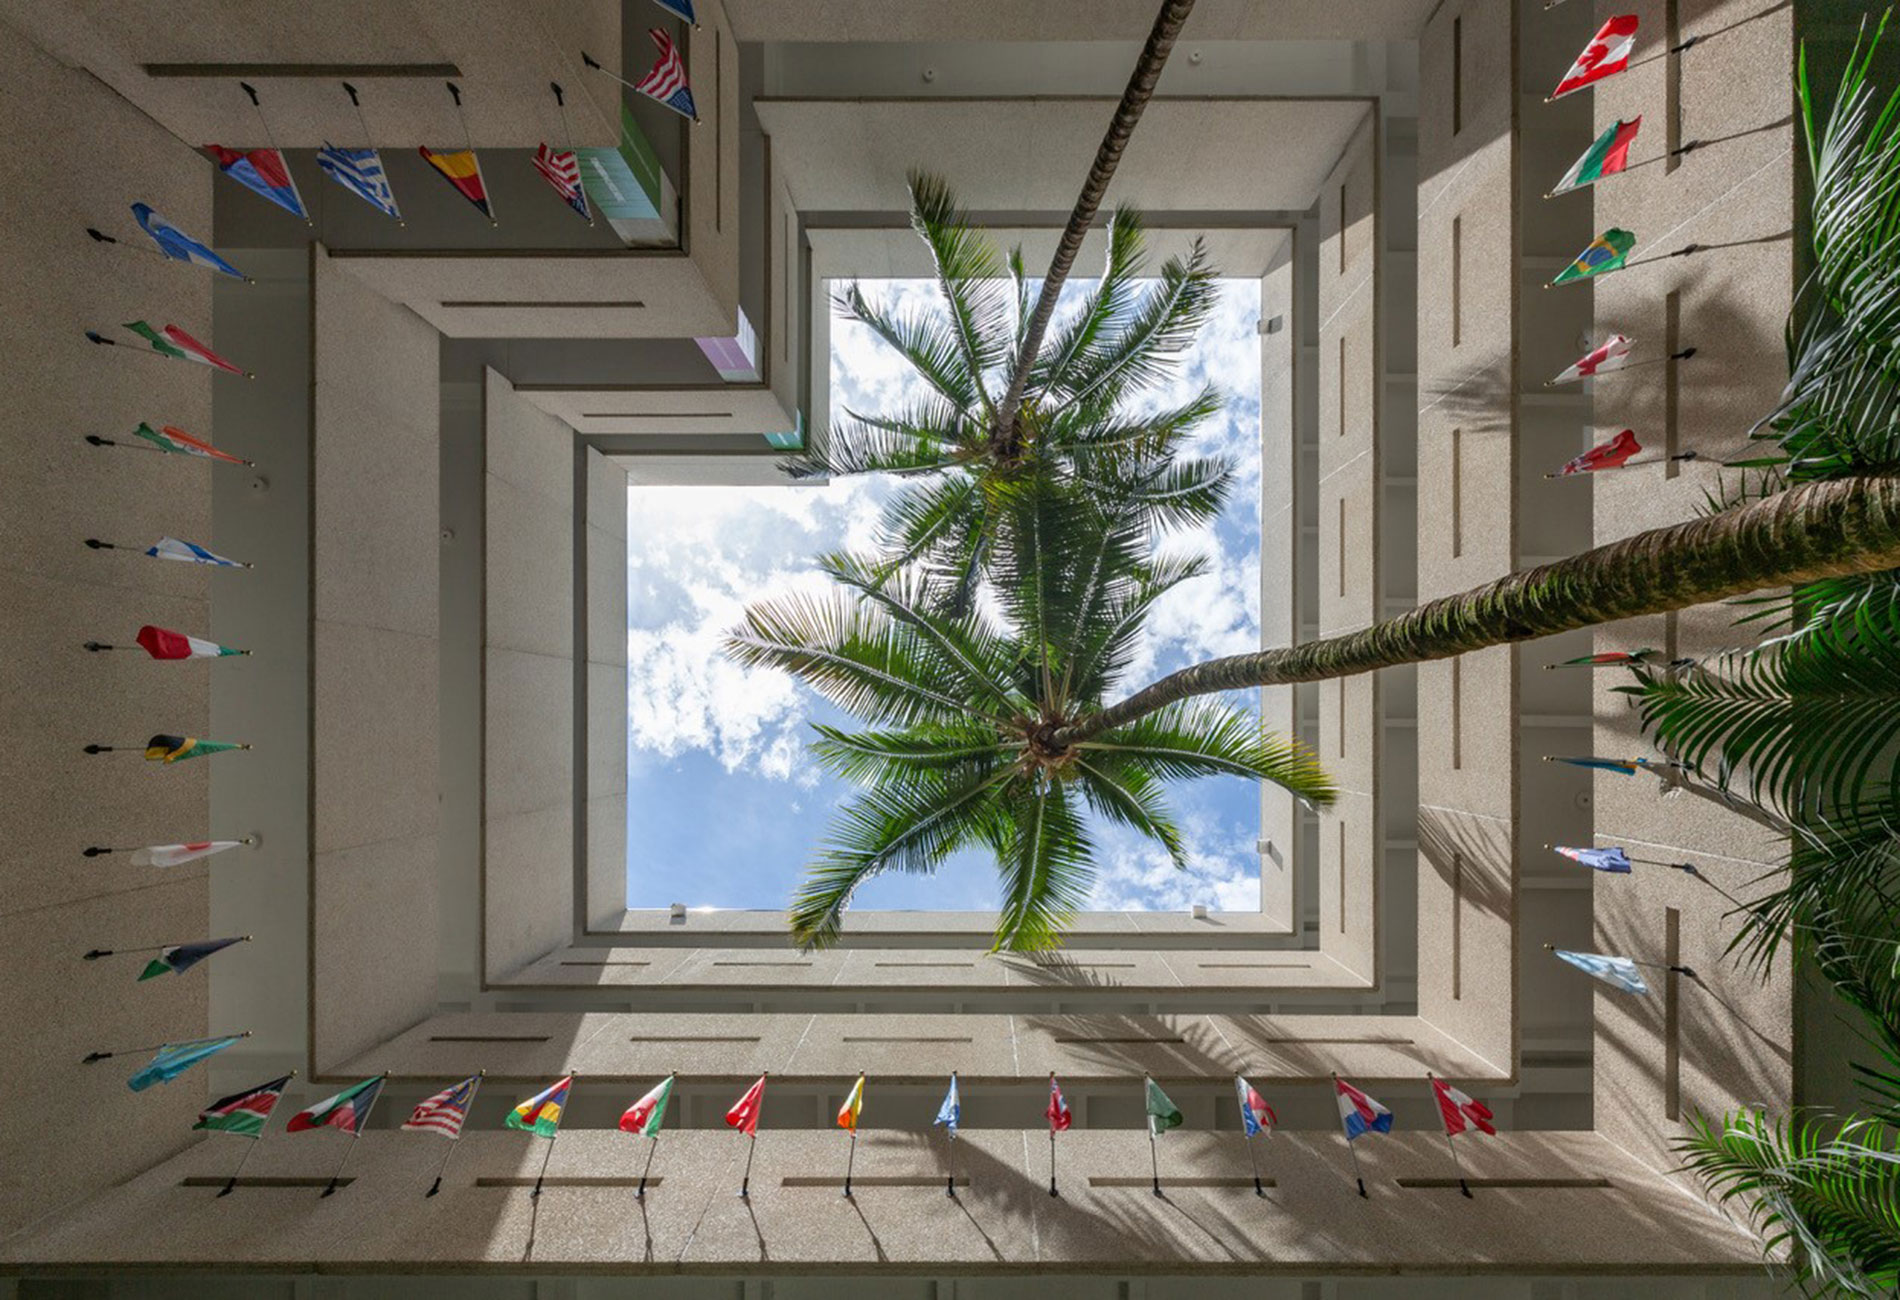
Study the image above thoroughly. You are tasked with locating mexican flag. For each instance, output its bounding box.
[1144,1077,1183,1135]
[124,320,247,376]
[619,1075,674,1137]
[287,1075,386,1134]
[137,625,246,660]
[1550,118,1642,197]
[194,1074,292,1136]
[133,422,248,464]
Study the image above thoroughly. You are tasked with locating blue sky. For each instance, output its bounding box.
[626,276,1263,912]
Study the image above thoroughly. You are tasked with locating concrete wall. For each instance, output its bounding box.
[1586,0,1796,1174]
[0,17,214,1231]
[584,449,630,928]
[483,369,575,980]
[309,249,442,1070]
[1258,241,1302,933]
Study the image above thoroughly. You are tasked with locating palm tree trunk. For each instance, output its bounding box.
[1055,475,1900,746]
[992,0,1196,446]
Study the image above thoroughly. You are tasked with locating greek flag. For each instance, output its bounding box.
[131,204,246,280]
[317,144,401,220]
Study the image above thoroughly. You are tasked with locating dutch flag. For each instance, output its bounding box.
[1335,1077,1393,1141]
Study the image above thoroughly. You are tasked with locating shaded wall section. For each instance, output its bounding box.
[0,17,213,1229]
[309,248,441,1070]
[584,449,630,928]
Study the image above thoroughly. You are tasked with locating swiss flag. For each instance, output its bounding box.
[1552,15,1639,99]
[1432,1076,1497,1137]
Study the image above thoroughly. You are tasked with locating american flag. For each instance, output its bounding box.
[532,145,590,222]
[635,28,698,120]
[403,1074,480,1138]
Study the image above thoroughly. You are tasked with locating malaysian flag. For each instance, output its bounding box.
[404,1074,480,1138]
[532,144,591,222]
[635,28,698,120]
[316,144,401,221]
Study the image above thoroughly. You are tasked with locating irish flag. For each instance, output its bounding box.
[506,1077,570,1137]
[288,1075,387,1133]
[1549,118,1642,196]
[124,321,247,376]
[137,624,246,660]
[620,1074,674,1137]
[133,422,248,464]
[195,1074,292,1136]
[129,840,245,868]
[1551,16,1638,100]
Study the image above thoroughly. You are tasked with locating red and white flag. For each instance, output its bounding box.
[1558,428,1641,476]
[1551,16,1638,99]
[128,840,244,868]
[1432,1077,1497,1137]
[404,1075,480,1138]
[1549,335,1635,385]
[1046,1074,1073,1132]
[726,1074,766,1135]
[532,144,590,222]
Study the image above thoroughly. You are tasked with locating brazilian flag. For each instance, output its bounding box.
[1550,228,1635,287]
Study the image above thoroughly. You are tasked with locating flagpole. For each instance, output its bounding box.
[342,82,404,228]
[217,1066,292,1198]
[83,1029,251,1064]
[446,82,499,228]
[842,1128,857,1199]
[84,742,255,753]
[737,1133,756,1199]
[1244,1129,1265,1198]
[84,935,251,960]
[83,537,256,569]
[84,838,257,856]
[1148,1118,1163,1199]
[1048,1126,1059,1197]
[550,81,596,227]
[637,1134,659,1200]
[531,1131,556,1199]
[580,51,702,125]
[426,1069,481,1198]
[1346,1136,1368,1199]
[1544,451,1700,479]
[322,1132,358,1198]
[83,228,179,266]
[83,434,256,466]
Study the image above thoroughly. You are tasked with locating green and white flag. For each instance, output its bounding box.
[1549,118,1642,197]
[1144,1076,1183,1136]
[619,1074,674,1137]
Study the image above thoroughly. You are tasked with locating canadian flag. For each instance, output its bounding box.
[1432,1076,1498,1137]
[1552,16,1639,100]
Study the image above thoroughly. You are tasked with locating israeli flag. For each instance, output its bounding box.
[934,1079,965,1140]
[145,536,246,568]
[131,204,246,280]
[317,144,402,220]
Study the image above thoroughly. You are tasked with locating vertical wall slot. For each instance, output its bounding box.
[1665,0,1683,174]
[1451,657,1463,770]
[1338,335,1348,437]
[1451,214,1463,348]
[1665,906,1683,1119]
[1452,850,1464,1000]
[1452,16,1463,135]
[1338,826,1348,932]
[1337,680,1347,758]
[1664,291,1683,477]
[1338,182,1348,273]
[714,30,724,232]
[1664,610,1679,665]
[1451,427,1464,558]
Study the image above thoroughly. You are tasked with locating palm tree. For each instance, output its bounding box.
[727,499,1336,951]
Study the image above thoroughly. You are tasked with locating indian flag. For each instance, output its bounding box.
[506,1076,570,1137]
[137,624,246,660]
[287,1075,387,1134]
[620,1074,674,1137]
[129,840,245,868]
[133,423,248,464]
[195,1074,292,1136]
[1549,229,1635,287]
[836,1074,865,1133]
[124,321,247,376]
[144,734,248,763]
[1549,118,1642,197]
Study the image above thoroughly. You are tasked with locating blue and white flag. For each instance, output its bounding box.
[127,1033,244,1091]
[651,0,696,23]
[933,1074,960,1138]
[146,536,247,568]
[1552,948,1650,995]
[316,144,402,220]
[1553,845,1634,873]
[131,204,246,280]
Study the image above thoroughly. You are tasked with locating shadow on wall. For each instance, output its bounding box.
[1417,805,1514,925]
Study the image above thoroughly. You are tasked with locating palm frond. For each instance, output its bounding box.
[908,170,1010,420]
[1049,240,1220,418]
[834,279,978,410]
[993,778,1095,952]
[1075,756,1187,868]
[1031,205,1147,402]
[1079,700,1339,809]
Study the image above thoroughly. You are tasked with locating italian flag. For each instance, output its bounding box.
[137,624,246,660]
[195,1074,292,1136]
[287,1075,386,1133]
[124,320,247,376]
[1550,118,1642,196]
[133,422,248,464]
[620,1074,675,1137]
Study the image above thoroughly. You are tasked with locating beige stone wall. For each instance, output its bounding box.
[584,449,629,928]
[483,369,575,980]
[1586,0,1797,1174]
[309,249,441,1070]
[687,0,744,326]
[0,18,214,1229]
[1258,244,1300,931]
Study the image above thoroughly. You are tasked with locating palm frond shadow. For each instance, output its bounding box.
[1417,805,1514,924]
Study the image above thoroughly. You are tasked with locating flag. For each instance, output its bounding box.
[405,1075,480,1138]
[1553,948,1651,994]
[316,145,401,220]
[419,146,493,222]
[635,29,698,120]
[1550,230,1635,287]
[128,840,244,868]
[1551,649,1656,668]
[194,1074,291,1136]
[204,144,307,219]
[1558,429,1642,476]
[1549,118,1642,196]
[836,1074,865,1133]
[1235,1076,1276,1138]
[1549,335,1635,385]
[288,1075,386,1134]
[934,1075,960,1138]
[1046,1076,1073,1131]
[143,734,244,763]
[1431,1077,1496,1137]
[132,422,246,464]
[1335,1077,1393,1140]
[131,204,246,280]
[532,144,590,221]
[139,936,245,981]
[727,1075,766,1135]
[136,625,244,660]
[1551,16,1639,99]
[1553,845,1634,873]
[124,321,246,375]
[127,1034,242,1091]
[505,1077,571,1137]
[144,536,246,568]
[652,0,696,21]
[619,1075,674,1138]
[1144,1077,1183,1136]
[1549,754,1642,775]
